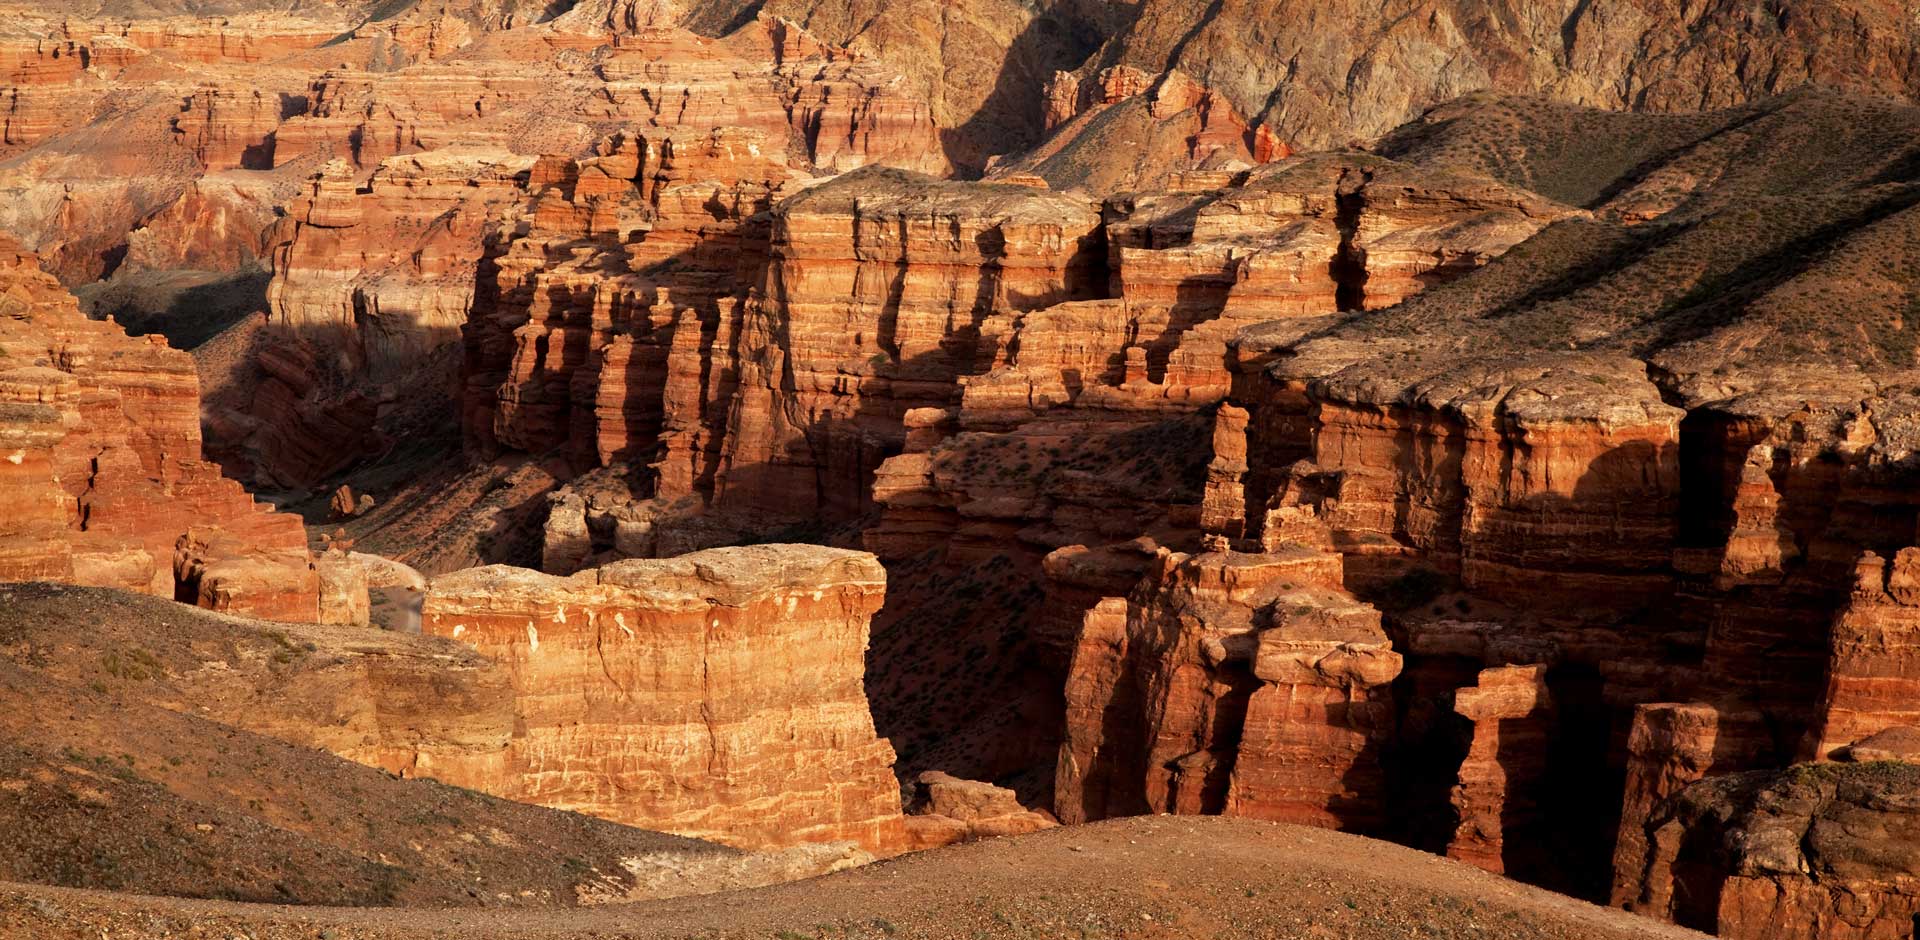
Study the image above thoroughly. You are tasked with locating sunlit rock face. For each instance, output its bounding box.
[0,236,350,622]
[419,544,908,853]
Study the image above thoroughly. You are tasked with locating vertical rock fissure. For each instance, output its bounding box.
[1331,170,1371,312]
[594,612,631,703]
[701,609,720,779]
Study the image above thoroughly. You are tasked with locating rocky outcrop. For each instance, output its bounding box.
[1443,665,1554,874]
[468,161,1109,562]
[1609,701,1777,911]
[683,171,1105,524]
[1806,549,1920,760]
[1048,0,1920,156]
[0,236,355,621]
[1000,66,1290,191]
[266,147,539,379]
[902,770,1055,849]
[863,154,1569,570]
[204,148,539,486]
[418,545,907,852]
[1055,547,1401,830]
[1618,762,1920,940]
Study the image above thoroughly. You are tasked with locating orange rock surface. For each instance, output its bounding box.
[1055,547,1400,830]
[0,236,352,621]
[1443,665,1554,874]
[902,771,1055,850]
[418,545,907,852]
[1805,549,1920,760]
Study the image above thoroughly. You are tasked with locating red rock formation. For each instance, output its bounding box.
[1806,549,1920,760]
[417,545,907,852]
[1620,762,1920,940]
[119,174,284,275]
[842,153,1564,795]
[172,86,284,170]
[687,171,1105,525]
[0,236,353,621]
[1610,701,1775,911]
[1054,547,1400,830]
[1012,66,1287,191]
[464,126,793,477]
[1443,665,1554,874]
[902,770,1055,849]
[270,149,535,378]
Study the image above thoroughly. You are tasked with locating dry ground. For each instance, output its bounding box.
[0,815,1708,940]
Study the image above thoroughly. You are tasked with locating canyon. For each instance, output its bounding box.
[4,1,1920,938]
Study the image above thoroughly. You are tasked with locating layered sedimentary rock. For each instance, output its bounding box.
[472,162,1109,563]
[0,237,351,620]
[1178,92,1920,924]
[1043,0,1920,156]
[236,11,948,487]
[689,171,1105,523]
[418,544,907,852]
[463,125,796,480]
[839,154,1563,787]
[1609,701,1776,911]
[1619,763,1920,940]
[999,66,1290,191]
[1806,549,1920,760]
[1443,665,1554,874]
[0,11,355,281]
[1055,547,1401,829]
[209,148,538,486]
[271,10,944,175]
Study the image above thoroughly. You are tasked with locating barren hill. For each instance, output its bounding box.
[0,815,1709,939]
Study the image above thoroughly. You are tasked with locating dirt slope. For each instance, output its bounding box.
[0,815,1709,939]
[0,583,901,909]
[0,661,735,908]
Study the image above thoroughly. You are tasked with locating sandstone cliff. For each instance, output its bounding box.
[0,236,356,621]
[1055,547,1401,830]
[419,544,907,852]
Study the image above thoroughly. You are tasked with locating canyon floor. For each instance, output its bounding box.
[0,815,1705,940]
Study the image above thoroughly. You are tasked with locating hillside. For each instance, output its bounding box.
[0,815,1709,939]
[0,584,864,908]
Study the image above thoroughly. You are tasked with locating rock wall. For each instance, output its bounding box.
[0,236,354,621]
[418,544,907,852]
[1806,549,1920,761]
[1618,762,1920,940]
[1055,547,1401,830]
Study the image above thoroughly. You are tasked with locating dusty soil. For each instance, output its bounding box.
[0,815,1708,939]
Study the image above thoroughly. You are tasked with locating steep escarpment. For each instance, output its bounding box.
[466,87,1920,935]
[0,237,359,622]
[214,147,536,487]
[1056,547,1401,828]
[214,11,948,490]
[469,160,1107,562]
[1177,90,1920,925]
[418,544,908,852]
[857,153,1566,788]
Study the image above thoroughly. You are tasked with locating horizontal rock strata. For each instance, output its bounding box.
[419,544,906,852]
